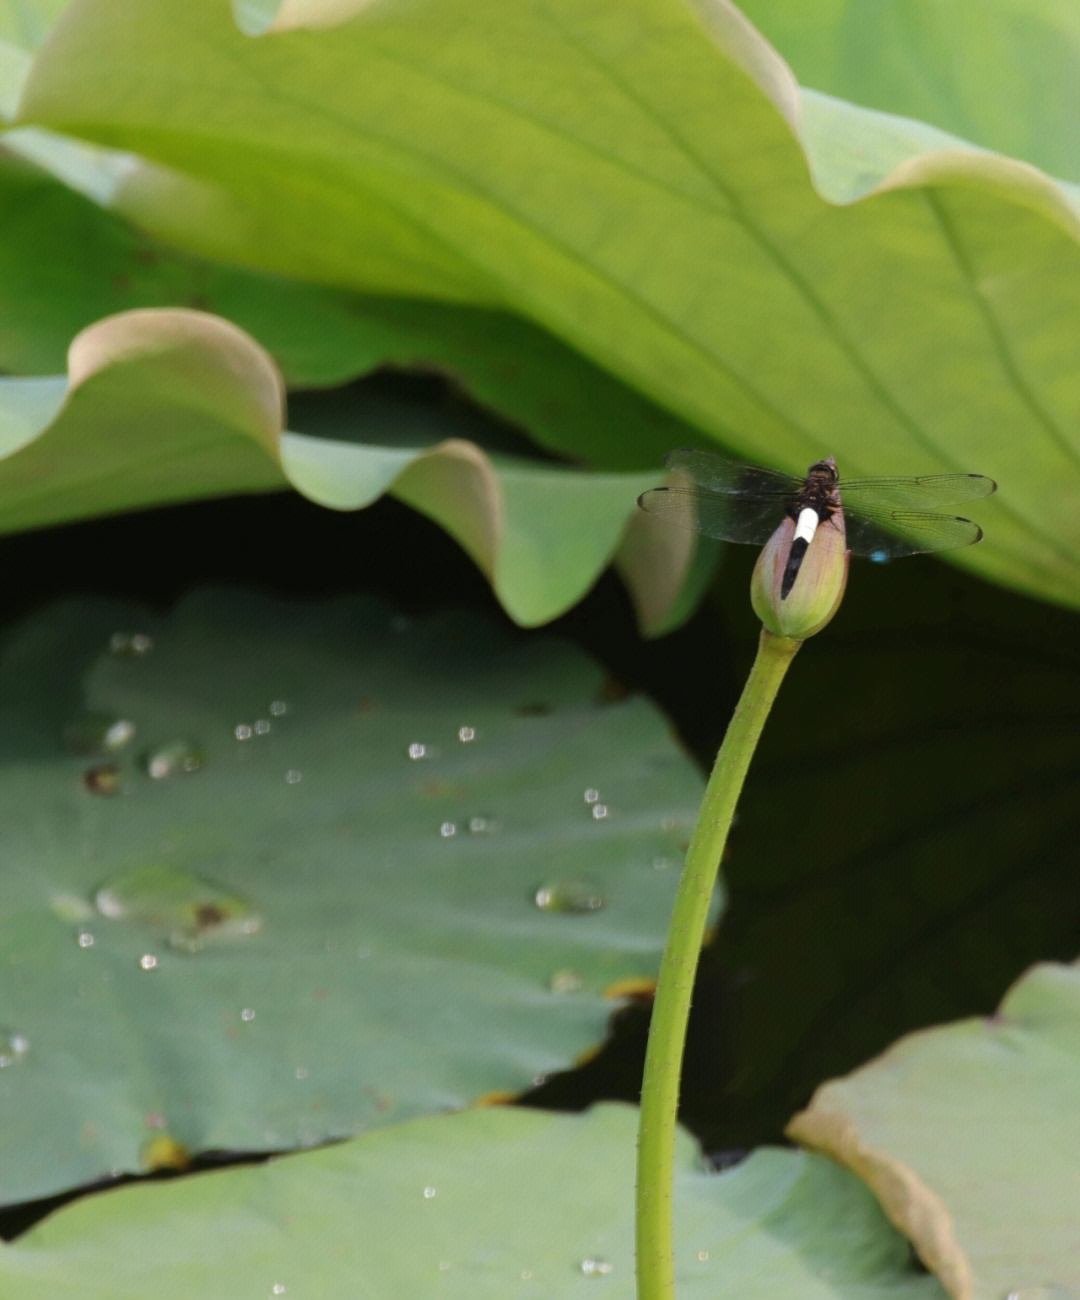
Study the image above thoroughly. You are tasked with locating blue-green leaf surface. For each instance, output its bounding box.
[0,1104,948,1300]
[789,961,1080,1300]
[0,591,712,1203]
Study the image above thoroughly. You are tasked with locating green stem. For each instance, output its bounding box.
[636,628,802,1300]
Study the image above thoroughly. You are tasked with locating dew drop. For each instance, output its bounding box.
[138,953,159,971]
[457,726,476,742]
[95,865,262,954]
[82,764,123,796]
[467,816,496,835]
[269,700,289,717]
[590,804,609,820]
[240,1008,256,1022]
[294,1066,309,1081]
[144,739,206,780]
[422,1185,437,1199]
[0,1031,29,1067]
[234,724,252,741]
[76,930,95,948]
[253,719,271,736]
[62,712,135,756]
[583,788,600,804]
[579,1257,613,1277]
[697,1250,710,1263]
[109,631,154,656]
[407,742,432,760]
[439,822,458,838]
[284,769,302,784]
[271,1286,287,1297]
[438,1261,451,1273]
[533,879,606,914]
[548,969,583,994]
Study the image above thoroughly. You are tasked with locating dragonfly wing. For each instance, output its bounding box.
[663,448,801,496]
[842,507,983,558]
[637,486,791,545]
[839,473,996,509]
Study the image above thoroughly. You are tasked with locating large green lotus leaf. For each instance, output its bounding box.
[0,308,658,626]
[732,1,1080,185]
[787,962,1080,1300]
[0,591,711,1205]
[12,0,1080,607]
[0,1104,948,1300]
[0,144,702,625]
[0,148,703,470]
[0,146,396,385]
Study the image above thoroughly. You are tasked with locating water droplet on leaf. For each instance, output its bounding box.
[0,1031,29,1067]
[62,712,135,756]
[109,631,153,656]
[548,969,583,994]
[143,739,205,780]
[533,879,606,914]
[82,764,123,796]
[579,1257,613,1277]
[95,865,262,953]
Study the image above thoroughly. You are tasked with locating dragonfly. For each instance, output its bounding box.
[638,449,996,601]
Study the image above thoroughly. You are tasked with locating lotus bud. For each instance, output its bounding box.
[750,505,849,640]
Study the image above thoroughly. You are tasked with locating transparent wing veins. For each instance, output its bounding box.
[642,451,993,557]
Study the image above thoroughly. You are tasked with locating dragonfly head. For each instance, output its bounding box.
[805,458,839,488]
